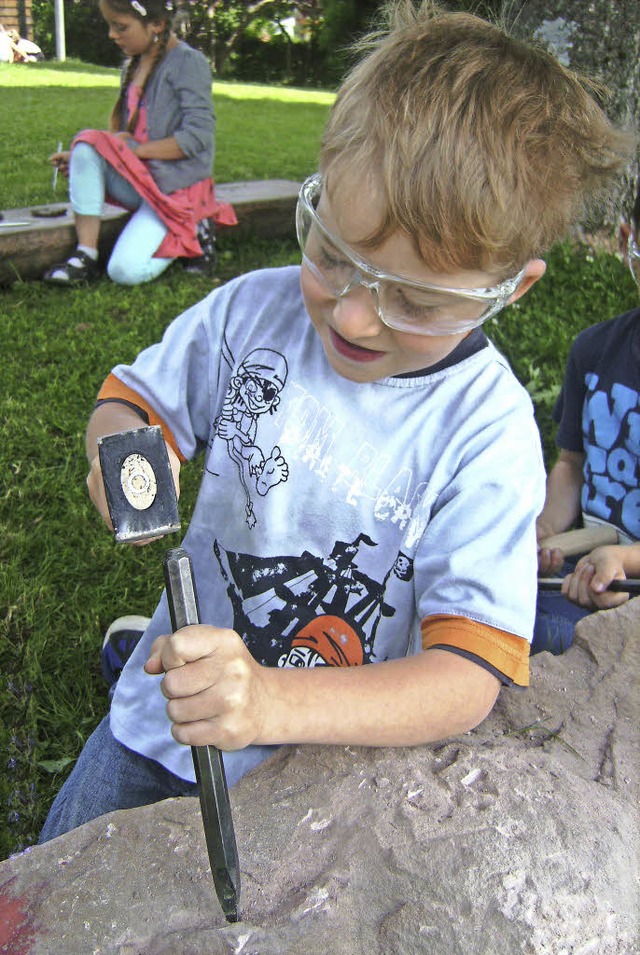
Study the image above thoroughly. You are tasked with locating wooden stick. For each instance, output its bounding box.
[538,526,618,556]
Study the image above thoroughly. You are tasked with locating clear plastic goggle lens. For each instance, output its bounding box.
[296,175,524,337]
[627,234,640,287]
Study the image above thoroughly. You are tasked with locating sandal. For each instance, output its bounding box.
[44,250,100,286]
[182,218,217,275]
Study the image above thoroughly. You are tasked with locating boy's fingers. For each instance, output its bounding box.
[562,564,592,606]
[577,575,596,607]
[166,442,181,499]
[590,572,629,608]
[170,719,229,748]
[537,546,564,575]
[144,653,163,674]
[537,547,551,573]
[86,456,114,532]
[145,626,227,675]
[549,547,564,572]
[590,575,609,594]
[166,684,214,720]
[164,669,215,705]
[144,635,169,673]
[593,591,628,609]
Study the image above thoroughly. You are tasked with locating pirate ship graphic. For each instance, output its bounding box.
[213,534,414,667]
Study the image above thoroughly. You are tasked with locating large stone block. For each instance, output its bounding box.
[1,600,638,954]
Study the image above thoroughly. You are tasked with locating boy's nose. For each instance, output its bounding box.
[332,285,383,338]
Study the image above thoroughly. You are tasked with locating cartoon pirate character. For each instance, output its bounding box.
[212,348,289,526]
[278,614,365,668]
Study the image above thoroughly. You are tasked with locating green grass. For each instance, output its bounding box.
[0,60,332,208]
[0,60,638,859]
[0,242,302,857]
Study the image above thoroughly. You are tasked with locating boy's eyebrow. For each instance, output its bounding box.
[316,194,383,258]
[313,199,494,296]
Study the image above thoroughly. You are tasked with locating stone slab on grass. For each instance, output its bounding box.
[0,180,300,286]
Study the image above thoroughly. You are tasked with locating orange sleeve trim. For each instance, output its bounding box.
[97,373,185,462]
[421,614,530,687]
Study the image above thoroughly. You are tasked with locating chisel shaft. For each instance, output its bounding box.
[163,548,241,922]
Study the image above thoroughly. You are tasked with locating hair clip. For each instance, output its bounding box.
[130,0,147,15]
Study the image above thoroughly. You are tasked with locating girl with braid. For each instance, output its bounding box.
[44,0,236,287]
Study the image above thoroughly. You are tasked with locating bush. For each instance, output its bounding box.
[222,33,324,86]
[33,0,121,65]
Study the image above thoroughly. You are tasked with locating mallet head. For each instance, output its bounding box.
[98,426,180,543]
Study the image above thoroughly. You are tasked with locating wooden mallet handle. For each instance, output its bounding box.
[538,526,618,557]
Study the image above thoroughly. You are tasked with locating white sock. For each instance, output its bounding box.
[76,245,98,261]
[49,245,98,280]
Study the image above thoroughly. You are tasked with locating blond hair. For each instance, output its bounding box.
[320,0,635,275]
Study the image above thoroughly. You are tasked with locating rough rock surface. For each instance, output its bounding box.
[1,601,639,955]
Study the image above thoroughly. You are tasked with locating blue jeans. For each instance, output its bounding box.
[70,141,173,286]
[38,715,198,843]
[38,714,279,844]
[531,558,592,655]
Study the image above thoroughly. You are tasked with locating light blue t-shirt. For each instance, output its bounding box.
[108,266,545,783]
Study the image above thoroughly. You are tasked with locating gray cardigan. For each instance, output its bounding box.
[121,41,216,195]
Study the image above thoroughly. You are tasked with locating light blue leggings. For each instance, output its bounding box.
[70,141,174,286]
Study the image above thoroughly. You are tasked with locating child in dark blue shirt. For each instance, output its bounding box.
[533,181,640,653]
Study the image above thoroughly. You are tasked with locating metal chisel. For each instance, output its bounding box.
[163,548,241,922]
[538,577,640,595]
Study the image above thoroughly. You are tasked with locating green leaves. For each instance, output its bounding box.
[487,239,638,466]
[37,758,75,774]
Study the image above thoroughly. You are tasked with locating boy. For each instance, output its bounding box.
[39,0,633,841]
[533,180,640,654]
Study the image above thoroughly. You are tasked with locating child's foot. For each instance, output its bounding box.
[101,615,151,686]
[44,250,100,285]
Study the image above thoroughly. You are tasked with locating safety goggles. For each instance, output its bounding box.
[296,173,526,336]
[627,231,640,287]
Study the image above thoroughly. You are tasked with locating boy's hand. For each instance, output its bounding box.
[144,626,268,750]
[561,545,629,610]
[87,453,115,533]
[86,440,181,545]
[537,543,564,575]
[536,520,565,574]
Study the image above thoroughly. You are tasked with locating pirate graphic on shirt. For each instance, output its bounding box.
[213,535,415,667]
[208,347,289,527]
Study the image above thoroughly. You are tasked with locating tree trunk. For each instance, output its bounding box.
[508,0,640,235]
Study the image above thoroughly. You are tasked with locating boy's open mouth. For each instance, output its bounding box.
[329,328,383,363]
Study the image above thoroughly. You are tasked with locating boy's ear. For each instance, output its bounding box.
[508,259,546,304]
[619,221,631,257]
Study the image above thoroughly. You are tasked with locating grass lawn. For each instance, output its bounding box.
[0,60,333,207]
[0,60,637,859]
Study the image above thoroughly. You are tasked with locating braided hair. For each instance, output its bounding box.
[108,0,173,134]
